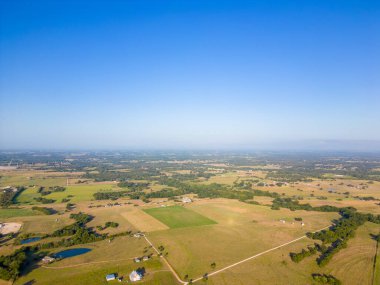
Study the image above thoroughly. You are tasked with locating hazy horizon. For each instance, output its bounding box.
[1,1,379,151]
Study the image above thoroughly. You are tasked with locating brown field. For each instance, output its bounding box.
[147,199,337,280]
[1,167,380,285]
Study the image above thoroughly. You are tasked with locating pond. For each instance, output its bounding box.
[20,237,41,244]
[54,248,92,259]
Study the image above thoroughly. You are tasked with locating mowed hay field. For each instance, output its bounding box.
[326,222,380,285]
[188,221,380,285]
[146,199,337,280]
[14,237,178,285]
[143,205,217,229]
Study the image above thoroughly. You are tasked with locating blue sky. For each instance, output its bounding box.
[0,0,379,150]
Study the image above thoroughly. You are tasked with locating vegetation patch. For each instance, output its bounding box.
[0,208,39,219]
[144,205,217,229]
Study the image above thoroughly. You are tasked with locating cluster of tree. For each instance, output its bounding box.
[93,191,128,200]
[251,189,279,198]
[158,178,256,202]
[105,221,119,228]
[372,233,380,242]
[170,171,215,180]
[33,197,55,204]
[354,196,379,201]
[31,206,55,215]
[40,212,103,249]
[84,168,161,182]
[66,203,75,210]
[271,197,354,213]
[304,210,380,267]
[97,221,119,230]
[312,274,341,285]
[316,239,347,267]
[234,179,260,189]
[69,212,93,225]
[37,186,66,196]
[117,181,150,191]
[290,245,317,263]
[266,169,320,182]
[0,247,31,280]
[40,227,105,249]
[0,186,25,207]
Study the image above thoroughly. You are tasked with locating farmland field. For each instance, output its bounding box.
[0,208,39,219]
[146,200,337,280]
[1,151,380,285]
[143,205,217,229]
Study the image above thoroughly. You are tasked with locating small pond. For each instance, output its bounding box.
[21,237,41,244]
[54,248,92,259]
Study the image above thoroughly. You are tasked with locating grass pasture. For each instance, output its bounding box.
[14,236,178,285]
[0,208,39,219]
[147,199,337,280]
[327,222,380,285]
[143,205,217,229]
[14,183,122,205]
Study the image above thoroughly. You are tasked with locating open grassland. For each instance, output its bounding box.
[147,199,337,280]
[15,186,41,204]
[14,236,178,285]
[0,208,39,219]
[200,171,242,185]
[0,170,74,187]
[2,212,73,234]
[121,207,169,232]
[85,205,138,235]
[73,200,170,232]
[144,205,217,229]
[194,222,379,285]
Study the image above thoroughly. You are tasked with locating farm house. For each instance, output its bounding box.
[129,270,143,282]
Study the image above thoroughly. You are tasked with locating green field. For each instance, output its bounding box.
[143,205,217,229]
[15,183,122,204]
[0,208,39,219]
[13,237,177,285]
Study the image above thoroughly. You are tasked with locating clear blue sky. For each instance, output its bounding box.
[0,0,379,150]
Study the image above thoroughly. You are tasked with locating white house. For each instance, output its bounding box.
[129,270,142,282]
[182,197,192,203]
[106,274,116,281]
[42,256,55,264]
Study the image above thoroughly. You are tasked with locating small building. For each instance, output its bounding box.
[134,257,141,263]
[129,270,143,282]
[106,274,116,281]
[142,256,150,261]
[42,256,55,264]
[301,222,305,227]
[182,197,192,203]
